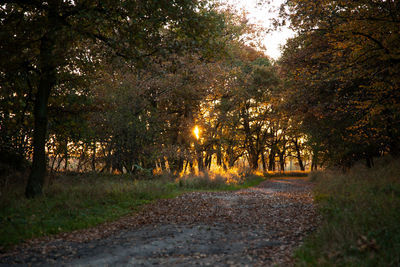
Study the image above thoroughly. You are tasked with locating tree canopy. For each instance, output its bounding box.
[0,0,236,197]
[2,0,398,199]
[279,0,400,168]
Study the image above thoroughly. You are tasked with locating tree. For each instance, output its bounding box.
[239,57,280,170]
[205,47,280,171]
[1,0,225,197]
[279,0,400,168]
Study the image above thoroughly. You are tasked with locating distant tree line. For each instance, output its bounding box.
[5,0,396,198]
[1,1,310,198]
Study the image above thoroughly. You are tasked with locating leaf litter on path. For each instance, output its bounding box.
[0,177,319,266]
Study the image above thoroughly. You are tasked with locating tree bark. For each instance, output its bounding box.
[311,149,318,171]
[311,159,318,171]
[293,139,305,171]
[63,139,68,171]
[160,157,167,171]
[178,158,184,173]
[25,38,56,197]
[197,155,204,172]
[268,150,275,171]
[261,152,267,172]
[205,154,212,170]
[365,156,374,168]
[25,9,59,198]
[217,131,222,166]
[296,151,305,171]
[279,151,285,172]
[249,153,259,170]
[92,142,96,172]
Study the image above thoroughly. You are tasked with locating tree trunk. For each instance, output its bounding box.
[223,162,228,171]
[205,154,212,170]
[92,142,96,172]
[25,79,52,197]
[168,157,179,175]
[63,139,68,171]
[279,152,285,172]
[55,156,63,172]
[365,156,374,168]
[297,154,305,171]
[50,154,57,174]
[249,153,259,170]
[178,158,184,173]
[160,157,167,171]
[311,160,318,171]
[25,24,58,198]
[228,158,236,168]
[189,160,195,174]
[268,151,275,171]
[293,140,305,171]
[183,160,189,173]
[217,142,222,166]
[311,149,318,171]
[261,152,267,172]
[197,153,204,172]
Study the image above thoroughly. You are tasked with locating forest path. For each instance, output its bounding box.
[0,177,318,266]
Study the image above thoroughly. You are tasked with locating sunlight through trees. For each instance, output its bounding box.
[1,0,397,198]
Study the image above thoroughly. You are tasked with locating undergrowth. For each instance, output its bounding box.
[295,158,400,266]
[0,171,264,249]
[264,170,309,178]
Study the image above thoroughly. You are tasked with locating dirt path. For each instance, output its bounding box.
[0,177,318,266]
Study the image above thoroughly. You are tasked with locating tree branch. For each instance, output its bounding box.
[351,31,391,55]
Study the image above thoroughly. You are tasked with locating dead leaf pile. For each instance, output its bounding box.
[0,177,319,266]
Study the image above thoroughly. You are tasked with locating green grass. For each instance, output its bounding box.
[295,158,400,266]
[0,172,265,249]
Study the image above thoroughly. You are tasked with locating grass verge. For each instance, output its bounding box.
[264,170,309,178]
[0,172,264,250]
[295,158,400,266]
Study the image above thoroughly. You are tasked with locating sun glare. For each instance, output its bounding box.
[193,126,200,140]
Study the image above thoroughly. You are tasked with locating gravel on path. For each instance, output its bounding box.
[0,177,319,267]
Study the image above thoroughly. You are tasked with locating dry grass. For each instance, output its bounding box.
[0,170,264,249]
[264,170,309,178]
[295,157,400,266]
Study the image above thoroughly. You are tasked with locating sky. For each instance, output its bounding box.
[225,0,295,59]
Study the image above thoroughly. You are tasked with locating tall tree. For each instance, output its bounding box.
[1,0,223,197]
[279,0,400,167]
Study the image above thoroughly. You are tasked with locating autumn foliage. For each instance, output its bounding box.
[279,0,400,168]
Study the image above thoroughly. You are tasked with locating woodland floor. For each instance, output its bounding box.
[0,177,318,267]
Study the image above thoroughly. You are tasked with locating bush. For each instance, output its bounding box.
[178,172,227,189]
[264,170,309,178]
[308,170,325,182]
